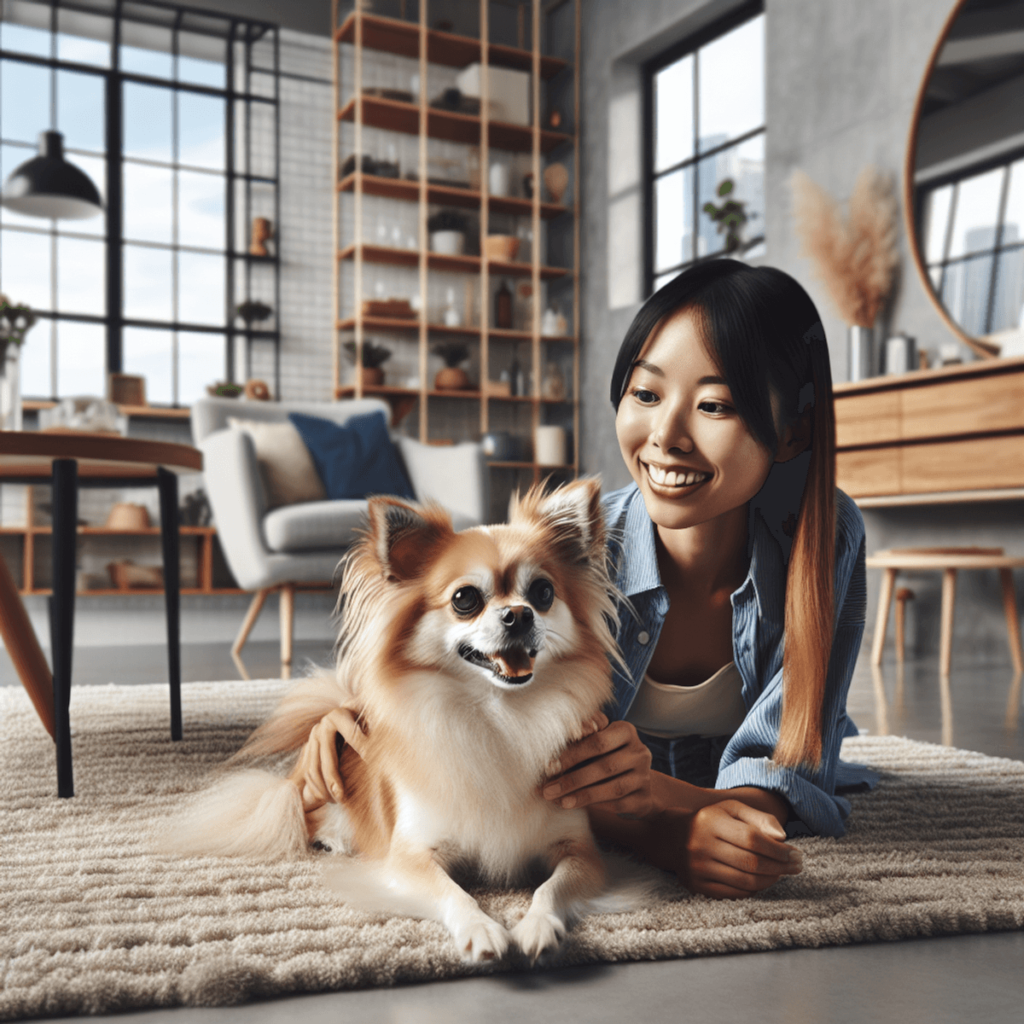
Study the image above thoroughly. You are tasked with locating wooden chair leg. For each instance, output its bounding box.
[871,567,897,666]
[894,588,914,663]
[231,589,268,680]
[280,584,295,679]
[998,569,1024,675]
[939,568,957,677]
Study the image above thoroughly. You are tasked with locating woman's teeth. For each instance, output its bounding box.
[646,463,709,487]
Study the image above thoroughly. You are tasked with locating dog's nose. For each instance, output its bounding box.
[500,605,534,636]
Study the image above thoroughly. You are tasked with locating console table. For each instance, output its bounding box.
[0,432,202,797]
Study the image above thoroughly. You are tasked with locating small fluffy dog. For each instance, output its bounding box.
[169,477,628,962]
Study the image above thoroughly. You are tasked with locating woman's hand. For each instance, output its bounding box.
[663,800,803,899]
[541,714,655,819]
[287,706,367,812]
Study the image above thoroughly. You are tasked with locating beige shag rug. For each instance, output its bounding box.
[2,679,1024,1020]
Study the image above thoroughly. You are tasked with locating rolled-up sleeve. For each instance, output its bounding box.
[715,494,871,837]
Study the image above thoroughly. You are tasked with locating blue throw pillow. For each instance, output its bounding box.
[288,411,416,501]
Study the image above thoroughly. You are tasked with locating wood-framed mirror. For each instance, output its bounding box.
[904,0,1024,361]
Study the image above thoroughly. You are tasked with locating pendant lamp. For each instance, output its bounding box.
[1,131,103,220]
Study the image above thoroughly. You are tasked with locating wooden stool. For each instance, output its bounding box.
[866,547,1024,676]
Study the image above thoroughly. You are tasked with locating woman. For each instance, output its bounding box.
[537,259,876,898]
[294,259,876,900]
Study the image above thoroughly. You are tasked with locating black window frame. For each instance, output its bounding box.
[642,0,765,297]
[0,0,281,406]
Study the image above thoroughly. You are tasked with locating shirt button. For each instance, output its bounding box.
[638,631,650,645]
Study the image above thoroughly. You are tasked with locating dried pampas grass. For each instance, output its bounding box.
[791,167,899,328]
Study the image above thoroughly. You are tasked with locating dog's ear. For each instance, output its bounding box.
[512,476,606,564]
[365,497,452,581]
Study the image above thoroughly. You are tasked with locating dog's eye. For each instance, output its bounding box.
[527,578,554,612]
[451,586,483,615]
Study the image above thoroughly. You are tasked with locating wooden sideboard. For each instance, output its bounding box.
[834,355,1024,506]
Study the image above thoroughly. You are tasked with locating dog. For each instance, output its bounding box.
[166,477,632,963]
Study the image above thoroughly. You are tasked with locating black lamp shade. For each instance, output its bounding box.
[2,131,103,220]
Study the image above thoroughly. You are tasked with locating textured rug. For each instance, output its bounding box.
[2,680,1023,1020]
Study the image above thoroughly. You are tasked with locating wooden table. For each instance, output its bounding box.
[0,431,202,797]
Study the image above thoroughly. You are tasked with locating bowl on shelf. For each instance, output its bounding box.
[429,230,465,256]
[104,503,151,530]
[484,234,521,262]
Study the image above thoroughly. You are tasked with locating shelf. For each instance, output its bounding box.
[337,243,569,280]
[335,384,570,405]
[337,317,575,344]
[22,401,193,420]
[338,96,571,153]
[23,587,246,597]
[5,525,215,536]
[337,172,568,219]
[335,12,570,80]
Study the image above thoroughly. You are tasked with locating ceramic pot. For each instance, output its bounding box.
[434,367,471,391]
[361,366,385,387]
[429,230,465,256]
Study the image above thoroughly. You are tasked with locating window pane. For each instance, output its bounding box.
[56,11,111,68]
[124,244,172,321]
[123,163,172,243]
[179,331,223,405]
[992,246,1024,332]
[19,316,51,397]
[696,135,764,257]
[1003,159,1024,248]
[178,170,225,250]
[923,184,953,265]
[178,251,225,325]
[940,254,994,337]
[120,41,173,79]
[0,22,51,60]
[57,237,105,316]
[1,59,50,146]
[1,228,51,311]
[57,70,105,154]
[56,320,105,398]
[123,327,172,404]
[654,54,693,172]
[123,82,172,163]
[949,167,1004,259]
[698,14,764,151]
[178,92,224,171]
[654,166,692,272]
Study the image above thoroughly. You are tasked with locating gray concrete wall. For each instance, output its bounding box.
[578,0,1023,662]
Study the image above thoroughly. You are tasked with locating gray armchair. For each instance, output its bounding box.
[191,397,488,676]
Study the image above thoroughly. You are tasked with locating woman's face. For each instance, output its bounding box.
[615,307,785,533]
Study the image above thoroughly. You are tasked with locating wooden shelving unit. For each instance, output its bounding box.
[332,1,581,520]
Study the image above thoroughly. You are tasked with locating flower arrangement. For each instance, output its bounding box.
[343,340,392,369]
[432,341,472,391]
[702,179,749,254]
[791,167,899,328]
[0,295,36,361]
[431,341,469,368]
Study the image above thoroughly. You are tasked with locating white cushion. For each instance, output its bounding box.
[262,499,368,553]
[227,417,326,509]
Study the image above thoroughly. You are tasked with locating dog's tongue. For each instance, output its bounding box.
[492,647,534,679]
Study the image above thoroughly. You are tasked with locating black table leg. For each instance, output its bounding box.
[158,467,182,741]
[51,458,78,798]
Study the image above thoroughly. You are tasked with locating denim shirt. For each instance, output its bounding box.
[602,482,877,838]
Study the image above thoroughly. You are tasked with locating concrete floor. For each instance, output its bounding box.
[3,640,1023,1022]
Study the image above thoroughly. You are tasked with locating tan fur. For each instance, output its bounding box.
[168,478,627,962]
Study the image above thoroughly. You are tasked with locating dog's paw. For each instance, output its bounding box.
[511,910,567,962]
[451,913,510,963]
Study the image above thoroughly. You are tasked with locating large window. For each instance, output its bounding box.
[644,2,765,294]
[0,0,279,406]
[920,154,1024,338]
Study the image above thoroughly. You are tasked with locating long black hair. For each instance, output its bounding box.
[613,260,836,769]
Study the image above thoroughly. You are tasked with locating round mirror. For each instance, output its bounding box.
[905,0,1024,360]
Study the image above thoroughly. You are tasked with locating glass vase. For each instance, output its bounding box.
[0,345,22,431]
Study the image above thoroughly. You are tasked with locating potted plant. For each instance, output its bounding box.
[427,209,470,256]
[344,339,392,387]
[432,341,472,391]
[0,295,36,431]
[702,179,749,255]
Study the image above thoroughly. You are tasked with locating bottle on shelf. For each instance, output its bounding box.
[495,280,513,329]
[443,288,462,327]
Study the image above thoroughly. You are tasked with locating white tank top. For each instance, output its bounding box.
[624,661,747,739]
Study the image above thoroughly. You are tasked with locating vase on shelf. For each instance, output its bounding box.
[848,324,874,382]
[0,342,22,431]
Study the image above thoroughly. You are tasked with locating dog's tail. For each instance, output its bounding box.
[157,769,309,861]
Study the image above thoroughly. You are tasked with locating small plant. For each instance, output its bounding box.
[235,300,273,325]
[702,179,749,254]
[343,340,392,368]
[0,295,36,345]
[432,341,469,368]
[427,209,469,234]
